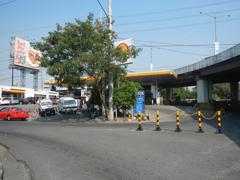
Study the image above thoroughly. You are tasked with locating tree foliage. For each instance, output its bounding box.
[212,83,230,100]
[173,87,196,100]
[34,13,140,120]
[113,80,141,112]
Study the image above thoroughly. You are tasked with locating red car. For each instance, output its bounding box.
[0,106,29,121]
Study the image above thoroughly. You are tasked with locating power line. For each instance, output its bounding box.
[116,14,200,26]
[0,8,238,37]
[135,42,238,48]
[0,0,16,8]
[119,17,240,34]
[115,8,240,26]
[96,0,108,18]
[122,38,239,48]
[115,0,239,18]
[136,45,210,57]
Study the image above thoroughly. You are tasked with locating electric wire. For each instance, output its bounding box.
[115,0,239,18]
[135,45,210,57]
[115,8,240,26]
[119,17,240,34]
[96,0,108,18]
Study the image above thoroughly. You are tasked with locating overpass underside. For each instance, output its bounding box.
[167,45,240,105]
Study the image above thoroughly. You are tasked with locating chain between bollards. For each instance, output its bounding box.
[136,112,143,131]
[175,111,181,132]
[197,111,204,133]
[217,110,222,133]
[155,111,161,131]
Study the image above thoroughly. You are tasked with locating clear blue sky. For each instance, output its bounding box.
[0,0,240,88]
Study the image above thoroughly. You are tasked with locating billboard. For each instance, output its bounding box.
[11,37,41,70]
[114,38,134,65]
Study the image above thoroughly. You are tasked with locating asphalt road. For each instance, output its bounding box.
[0,113,239,180]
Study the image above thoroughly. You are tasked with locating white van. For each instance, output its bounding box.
[0,97,10,105]
[58,97,77,114]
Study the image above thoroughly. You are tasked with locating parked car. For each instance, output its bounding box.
[0,106,29,121]
[24,97,38,104]
[18,98,27,104]
[58,97,78,114]
[9,97,19,105]
[38,99,55,116]
[0,97,10,105]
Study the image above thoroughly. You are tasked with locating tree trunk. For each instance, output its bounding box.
[96,80,109,121]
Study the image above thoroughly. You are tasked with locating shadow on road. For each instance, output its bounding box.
[35,110,91,123]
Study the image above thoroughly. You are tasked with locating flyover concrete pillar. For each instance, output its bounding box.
[197,79,212,103]
[230,81,239,101]
[151,82,160,104]
[166,88,173,104]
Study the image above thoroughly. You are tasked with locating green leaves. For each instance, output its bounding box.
[34,13,141,118]
[113,80,141,110]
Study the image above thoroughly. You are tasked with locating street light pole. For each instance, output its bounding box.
[200,12,230,55]
[200,12,219,55]
[214,16,217,43]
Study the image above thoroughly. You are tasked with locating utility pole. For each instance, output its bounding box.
[11,67,14,86]
[150,42,153,71]
[108,0,114,120]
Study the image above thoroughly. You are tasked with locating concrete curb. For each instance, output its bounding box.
[0,144,32,180]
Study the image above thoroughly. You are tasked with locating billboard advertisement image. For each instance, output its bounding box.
[114,38,134,65]
[11,37,41,70]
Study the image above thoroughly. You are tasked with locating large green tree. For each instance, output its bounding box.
[35,14,140,120]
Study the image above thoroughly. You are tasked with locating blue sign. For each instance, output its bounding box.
[133,90,145,116]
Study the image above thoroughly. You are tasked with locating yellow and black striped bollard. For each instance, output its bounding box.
[155,111,161,131]
[175,111,181,132]
[136,112,143,131]
[197,111,204,133]
[217,111,222,134]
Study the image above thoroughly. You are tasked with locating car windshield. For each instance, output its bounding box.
[41,101,52,106]
[64,100,76,105]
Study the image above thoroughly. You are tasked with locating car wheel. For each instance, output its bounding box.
[52,111,55,115]
[6,115,11,121]
[21,118,26,121]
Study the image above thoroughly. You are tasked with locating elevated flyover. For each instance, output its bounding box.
[170,44,240,103]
